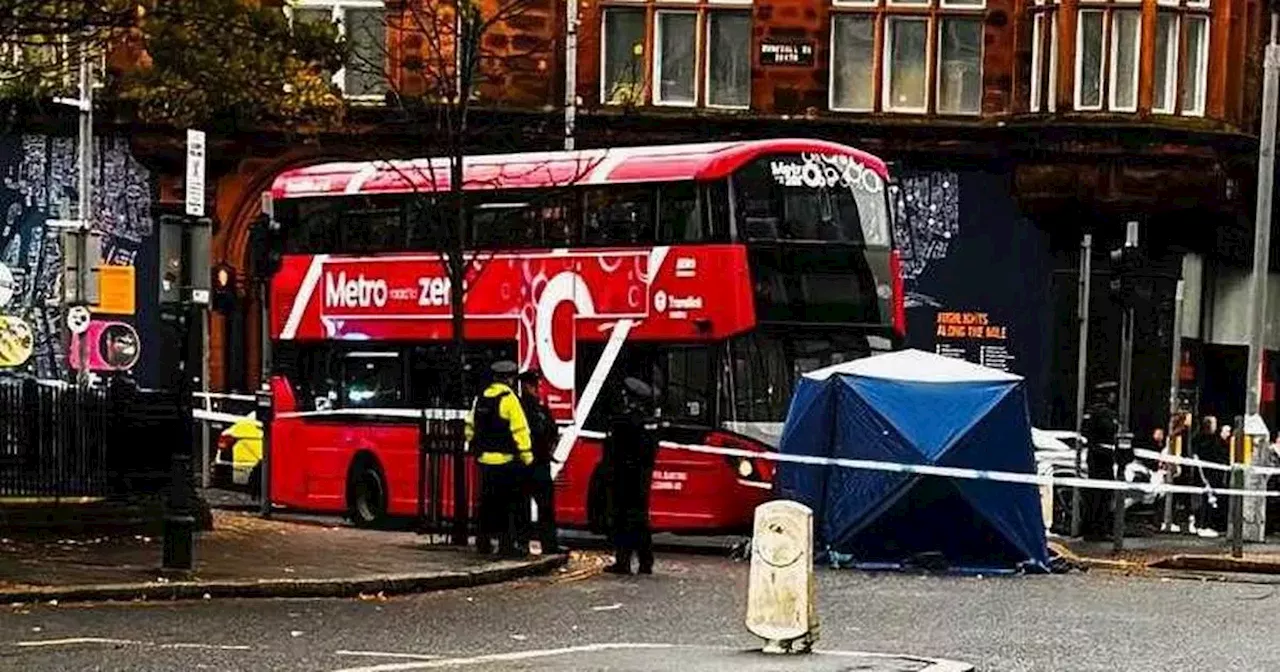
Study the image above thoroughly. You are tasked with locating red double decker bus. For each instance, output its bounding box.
[263,139,902,533]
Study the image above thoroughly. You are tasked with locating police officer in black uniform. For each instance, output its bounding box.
[1080,381,1119,540]
[603,377,658,575]
[517,369,563,554]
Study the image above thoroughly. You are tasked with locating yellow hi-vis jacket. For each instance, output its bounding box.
[465,382,533,466]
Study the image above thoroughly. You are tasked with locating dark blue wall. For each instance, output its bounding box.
[892,168,1054,425]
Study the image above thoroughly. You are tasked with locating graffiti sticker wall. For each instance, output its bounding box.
[0,134,154,380]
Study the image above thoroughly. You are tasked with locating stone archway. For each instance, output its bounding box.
[207,147,353,391]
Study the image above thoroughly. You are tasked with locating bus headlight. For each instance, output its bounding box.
[737,458,754,478]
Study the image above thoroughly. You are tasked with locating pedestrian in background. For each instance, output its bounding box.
[517,369,563,555]
[1080,381,1119,541]
[603,377,658,575]
[465,360,533,557]
[1167,411,1197,532]
[1191,415,1227,537]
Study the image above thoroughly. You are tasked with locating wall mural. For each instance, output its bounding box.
[891,171,961,309]
[0,134,154,381]
[892,168,1053,423]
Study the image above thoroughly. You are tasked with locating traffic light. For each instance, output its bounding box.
[212,263,237,313]
[247,214,283,280]
[1108,245,1140,303]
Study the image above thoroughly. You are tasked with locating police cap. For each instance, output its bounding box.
[490,360,519,376]
[622,376,654,400]
[517,369,542,384]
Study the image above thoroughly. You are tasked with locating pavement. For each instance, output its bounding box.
[1054,532,1280,575]
[0,510,566,603]
[5,552,1280,671]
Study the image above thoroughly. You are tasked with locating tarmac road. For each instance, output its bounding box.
[1,552,1278,672]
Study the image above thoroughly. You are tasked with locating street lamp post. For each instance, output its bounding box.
[1242,13,1280,542]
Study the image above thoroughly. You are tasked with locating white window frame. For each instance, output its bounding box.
[940,0,986,10]
[653,9,700,107]
[1185,0,1210,8]
[887,0,929,7]
[935,16,984,115]
[833,0,879,6]
[1031,13,1044,111]
[704,10,752,109]
[1107,8,1141,112]
[1047,11,1058,111]
[288,0,387,102]
[707,0,753,5]
[883,16,930,114]
[599,6,648,106]
[1074,8,1105,111]
[1181,15,1210,116]
[828,13,877,113]
[1152,12,1179,114]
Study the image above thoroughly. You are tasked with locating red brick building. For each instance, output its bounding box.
[193,0,1271,432]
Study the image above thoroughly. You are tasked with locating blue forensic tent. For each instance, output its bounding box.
[775,349,1049,573]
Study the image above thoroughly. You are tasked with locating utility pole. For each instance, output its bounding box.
[1070,233,1092,538]
[1110,222,1140,552]
[1242,13,1280,542]
[75,44,93,387]
[52,37,96,386]
[563,0,578,150]
[1162,278,1185,531]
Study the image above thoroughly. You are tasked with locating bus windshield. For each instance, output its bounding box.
[720,329,875,445]
[734,153,889,246]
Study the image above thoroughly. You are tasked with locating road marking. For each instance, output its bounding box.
[820,649,974,672]
[14,637,251,652]
[328,643,675,672]
[16,637,133,647]
[327,643,974,672]
[335,651,444,661]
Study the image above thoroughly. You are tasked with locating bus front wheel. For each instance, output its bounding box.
[347,458,388,529]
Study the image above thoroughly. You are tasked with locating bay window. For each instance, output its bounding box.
[1153,12,1179,113]
[1180,14,1209,115]
[938,18,983,114]
[706,11,752,107]
[1075,9,1104,110]
[602,8,646,105]
[831,15,876,111]
[886,17,929,112]
[600,1,752,108]
[655,11,698,105]
[830,0,985,115]
[1032,0,1212,115]
[1108,9,1140,111]
[290,0,387,99]
[1029,0,1059,112]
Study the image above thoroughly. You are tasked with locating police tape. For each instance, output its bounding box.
[657,440,1280,499]
[1131,448,1280,477]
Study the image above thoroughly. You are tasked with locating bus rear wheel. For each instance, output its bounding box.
[347,460,388,529]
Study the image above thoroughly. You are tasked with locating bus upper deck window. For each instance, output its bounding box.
[658,182,703,242]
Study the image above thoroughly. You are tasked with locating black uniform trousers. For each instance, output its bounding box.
[478,462,522,553]
[1081,449,1115,539]
[529,464,558,549]
[612,517,653,571]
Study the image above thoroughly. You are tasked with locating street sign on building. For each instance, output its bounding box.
[186,129,206,217]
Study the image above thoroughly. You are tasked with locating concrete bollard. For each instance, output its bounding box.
[745,500,818,654]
